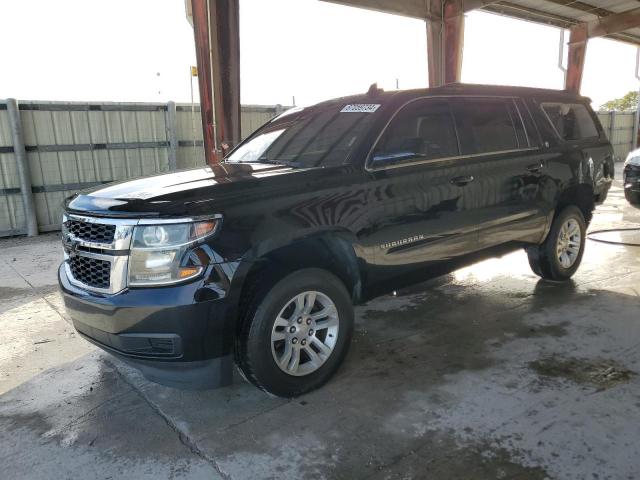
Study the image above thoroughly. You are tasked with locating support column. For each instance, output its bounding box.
[209,0,241,155]
[190,0,241,165]
[426,0,464,88]
[426,16,444,87]
[6,99,38,237]
[166,101,178,170]
[191,0,216,165]
[443,0,464,85]
[566,24,588,93]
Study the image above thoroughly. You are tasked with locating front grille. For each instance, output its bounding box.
[69,255,111,289]
[65,220,116,244]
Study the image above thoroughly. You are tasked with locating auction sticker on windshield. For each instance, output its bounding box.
[340,104,381,113]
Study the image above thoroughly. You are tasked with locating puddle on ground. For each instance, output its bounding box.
[530,356,635,391]
[516,322,569,339]
[0,287,30,300]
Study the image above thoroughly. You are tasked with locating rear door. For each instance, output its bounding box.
[450,97,547,249]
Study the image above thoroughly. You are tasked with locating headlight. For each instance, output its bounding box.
[128,219,219,286]
[626,156,640,167]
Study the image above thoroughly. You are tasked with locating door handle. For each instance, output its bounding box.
[450,175,475,186]
[526,162,544,173]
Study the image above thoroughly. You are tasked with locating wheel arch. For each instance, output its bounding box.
[224,230,365,336]
[555,183,595,226]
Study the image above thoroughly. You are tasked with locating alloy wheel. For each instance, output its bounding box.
[556,217,582,269]
[270,291,339,376]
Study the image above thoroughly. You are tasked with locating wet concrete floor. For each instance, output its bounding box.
[1,178,639,479]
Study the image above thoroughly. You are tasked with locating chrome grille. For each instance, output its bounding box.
[63,214,136,294]
[65,219,116,243]
[68,255,111,289]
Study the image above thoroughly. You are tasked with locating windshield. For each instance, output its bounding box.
[226,103,380,168]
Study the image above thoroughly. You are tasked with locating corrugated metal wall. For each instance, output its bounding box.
[0,101,284,237]
[597,111,636,161]
[0,102,634,238]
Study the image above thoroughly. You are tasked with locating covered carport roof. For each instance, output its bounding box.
[189,0,640,165]
[323,1,640,45]
[482,1,640,46]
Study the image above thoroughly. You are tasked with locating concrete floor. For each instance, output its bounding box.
[1,177,639,480]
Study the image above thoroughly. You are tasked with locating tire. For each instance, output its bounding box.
[237,268,354,397]
[526,206,586,281]
[625,188,640,206]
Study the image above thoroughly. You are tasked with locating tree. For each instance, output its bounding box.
[600,90,639,111]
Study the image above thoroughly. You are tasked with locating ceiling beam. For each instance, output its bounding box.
[319,0,640,45]
[319,0,499,20]
[481,2,640,45]
[582,7,640,39]
[462,0,501,13]
[319,0,429,20]
[538,0,612,19]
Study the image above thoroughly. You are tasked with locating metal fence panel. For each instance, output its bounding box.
[597,111,635,161]
[0,101,633,238]
[0,100,284,236]
[0,107,23,236]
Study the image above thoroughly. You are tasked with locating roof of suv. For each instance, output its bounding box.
[315,83,591,110]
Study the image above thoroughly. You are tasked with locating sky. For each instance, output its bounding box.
[0,0,639,109]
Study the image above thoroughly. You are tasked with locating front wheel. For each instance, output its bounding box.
[237,268,354,397]
[527,206,586,281]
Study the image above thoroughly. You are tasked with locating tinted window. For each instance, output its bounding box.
[453,99,520,154]
[507,101,528,148]
[541,103,598,141]
[515,98,539,147]
[371,99,459,166]
[227,104,378,168]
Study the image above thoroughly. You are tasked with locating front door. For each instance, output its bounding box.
[363,97,480,285]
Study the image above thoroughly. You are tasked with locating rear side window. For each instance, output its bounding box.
[371,98,459,166]
[541,103,598,141]
[452,98,521,154]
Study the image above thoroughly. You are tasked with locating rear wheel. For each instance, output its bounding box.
[527,206,586,281]
[237,268,354,397]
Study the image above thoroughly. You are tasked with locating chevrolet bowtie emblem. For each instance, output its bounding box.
[66,238,79,258]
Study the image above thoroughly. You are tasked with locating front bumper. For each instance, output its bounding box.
[59,263,235,389]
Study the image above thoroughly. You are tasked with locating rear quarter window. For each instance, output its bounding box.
[541,102,599,141]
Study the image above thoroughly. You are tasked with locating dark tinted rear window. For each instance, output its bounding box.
[453,99,520,154]
[541,103,598,141]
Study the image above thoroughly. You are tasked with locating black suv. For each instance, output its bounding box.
[59,84,614,397]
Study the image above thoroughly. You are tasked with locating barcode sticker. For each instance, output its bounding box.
[340,104,381,113]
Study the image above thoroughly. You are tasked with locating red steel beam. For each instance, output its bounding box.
[190,0,241,165]
[444,0,464,85]
[191,0,216,165]
[565,7,640,93]
[427,0,464,87]
[209,0,241,157]
[566,23,587,93]
[585,7,640,39]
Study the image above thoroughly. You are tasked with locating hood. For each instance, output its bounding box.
[65,162,301,217]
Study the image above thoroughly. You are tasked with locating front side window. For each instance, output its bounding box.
[453,98,520,155]
[541,102,599,141]
[226,104,379,168]
[371,99,459,167]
